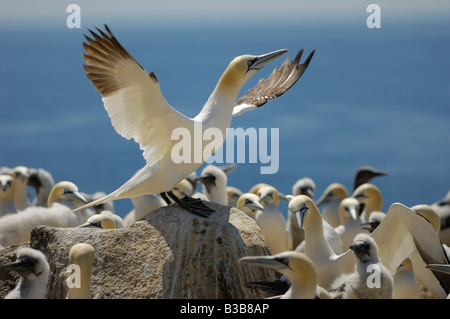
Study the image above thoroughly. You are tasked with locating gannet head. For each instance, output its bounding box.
[1,247,49,281]
[236,193,264,217]
[412,204,441,233]
[0,174,13,194]
[257,185,279,206]
[69,243,95,268]
[172,179,194,199]
[11,166,30,183]
[48,181,88,207]
[288,195,315,230]
[77,213,116,229]
[360,211,385,232]
[292,177,316,199]
[349,233,379,262]
[315,183,348,207]
[239,251,317,294]
[218,49,288,93]
[352,183,382,212]
[196,165,227,195]
[227,186,243,206]
[339,197,360,221]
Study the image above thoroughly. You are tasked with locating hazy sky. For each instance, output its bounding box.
[1,0,449,27]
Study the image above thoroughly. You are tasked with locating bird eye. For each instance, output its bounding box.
[247,58,257,70]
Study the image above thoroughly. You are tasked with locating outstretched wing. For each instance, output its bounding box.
[82,25,193,165]
[371,202,450,296]
[232,49,315,116]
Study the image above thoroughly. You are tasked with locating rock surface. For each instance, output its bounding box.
[0,202,277,299]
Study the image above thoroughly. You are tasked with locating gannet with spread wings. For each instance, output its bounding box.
[72,25,314,217]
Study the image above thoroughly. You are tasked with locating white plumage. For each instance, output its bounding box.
[329,233,393,299]
[0,181,93,247]
[70,25,313,217]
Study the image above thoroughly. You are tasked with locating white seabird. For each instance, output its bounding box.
[255,185,292,253]
[286,177,315,249]
[329,233,393,299]
[227,186,243,207]
[239,251,331,299]
[334,197,367,249]
[11,166,31,211]
[0,181,92,247]
[72,25,314,217]
[315,183,349,228]
[2,247,50,299]
[27,167,55,208]
[195,165,229,206]
[66,243,96,299]
[236,193,264,219]
[0,174,17,216]
[352,183,383,223]
[77,212,117,229]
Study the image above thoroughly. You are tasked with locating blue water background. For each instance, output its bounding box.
[1,19,449,218]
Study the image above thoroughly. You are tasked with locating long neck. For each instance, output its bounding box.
[14,180,29,210]
[196,68,243,123]
[304,207,334,255]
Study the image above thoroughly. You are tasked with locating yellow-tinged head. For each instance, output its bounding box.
[236,193,264,218]
[339,197,360,222]
[257,185,280,207]
[48,181,88,207]
[216,49,288,95]
[412,204,441,233]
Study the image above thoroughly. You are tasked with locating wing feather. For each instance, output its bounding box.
[372,203,449,289]
[82,25,192,164]
[233,49,315,116]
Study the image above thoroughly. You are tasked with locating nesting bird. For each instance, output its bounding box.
[236,193,264,219]
[195,165,228,206]
[71,24,314,218]
[78,213,117,229]
[0,174,16,216]
[11,166,31,211]
[0,181,93,247]
[1,247,50,299]
[329,233,393,299]
[315,183,349,228]
[255,185,292,253]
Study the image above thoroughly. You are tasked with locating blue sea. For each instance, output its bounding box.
[1,19,449,218]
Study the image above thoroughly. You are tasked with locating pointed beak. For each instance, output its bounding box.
[250,49,288,71]
[246,201,264,212]
[77,221,102,229]
[348,207,358,220]
[66,192,88,206]
[1,260,30,274]
[360,221,379,232]
[239,255,288,271]
[315,192,332,207]
[295,207,308,230]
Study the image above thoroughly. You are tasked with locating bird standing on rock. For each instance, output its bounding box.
[70,24,314,218]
